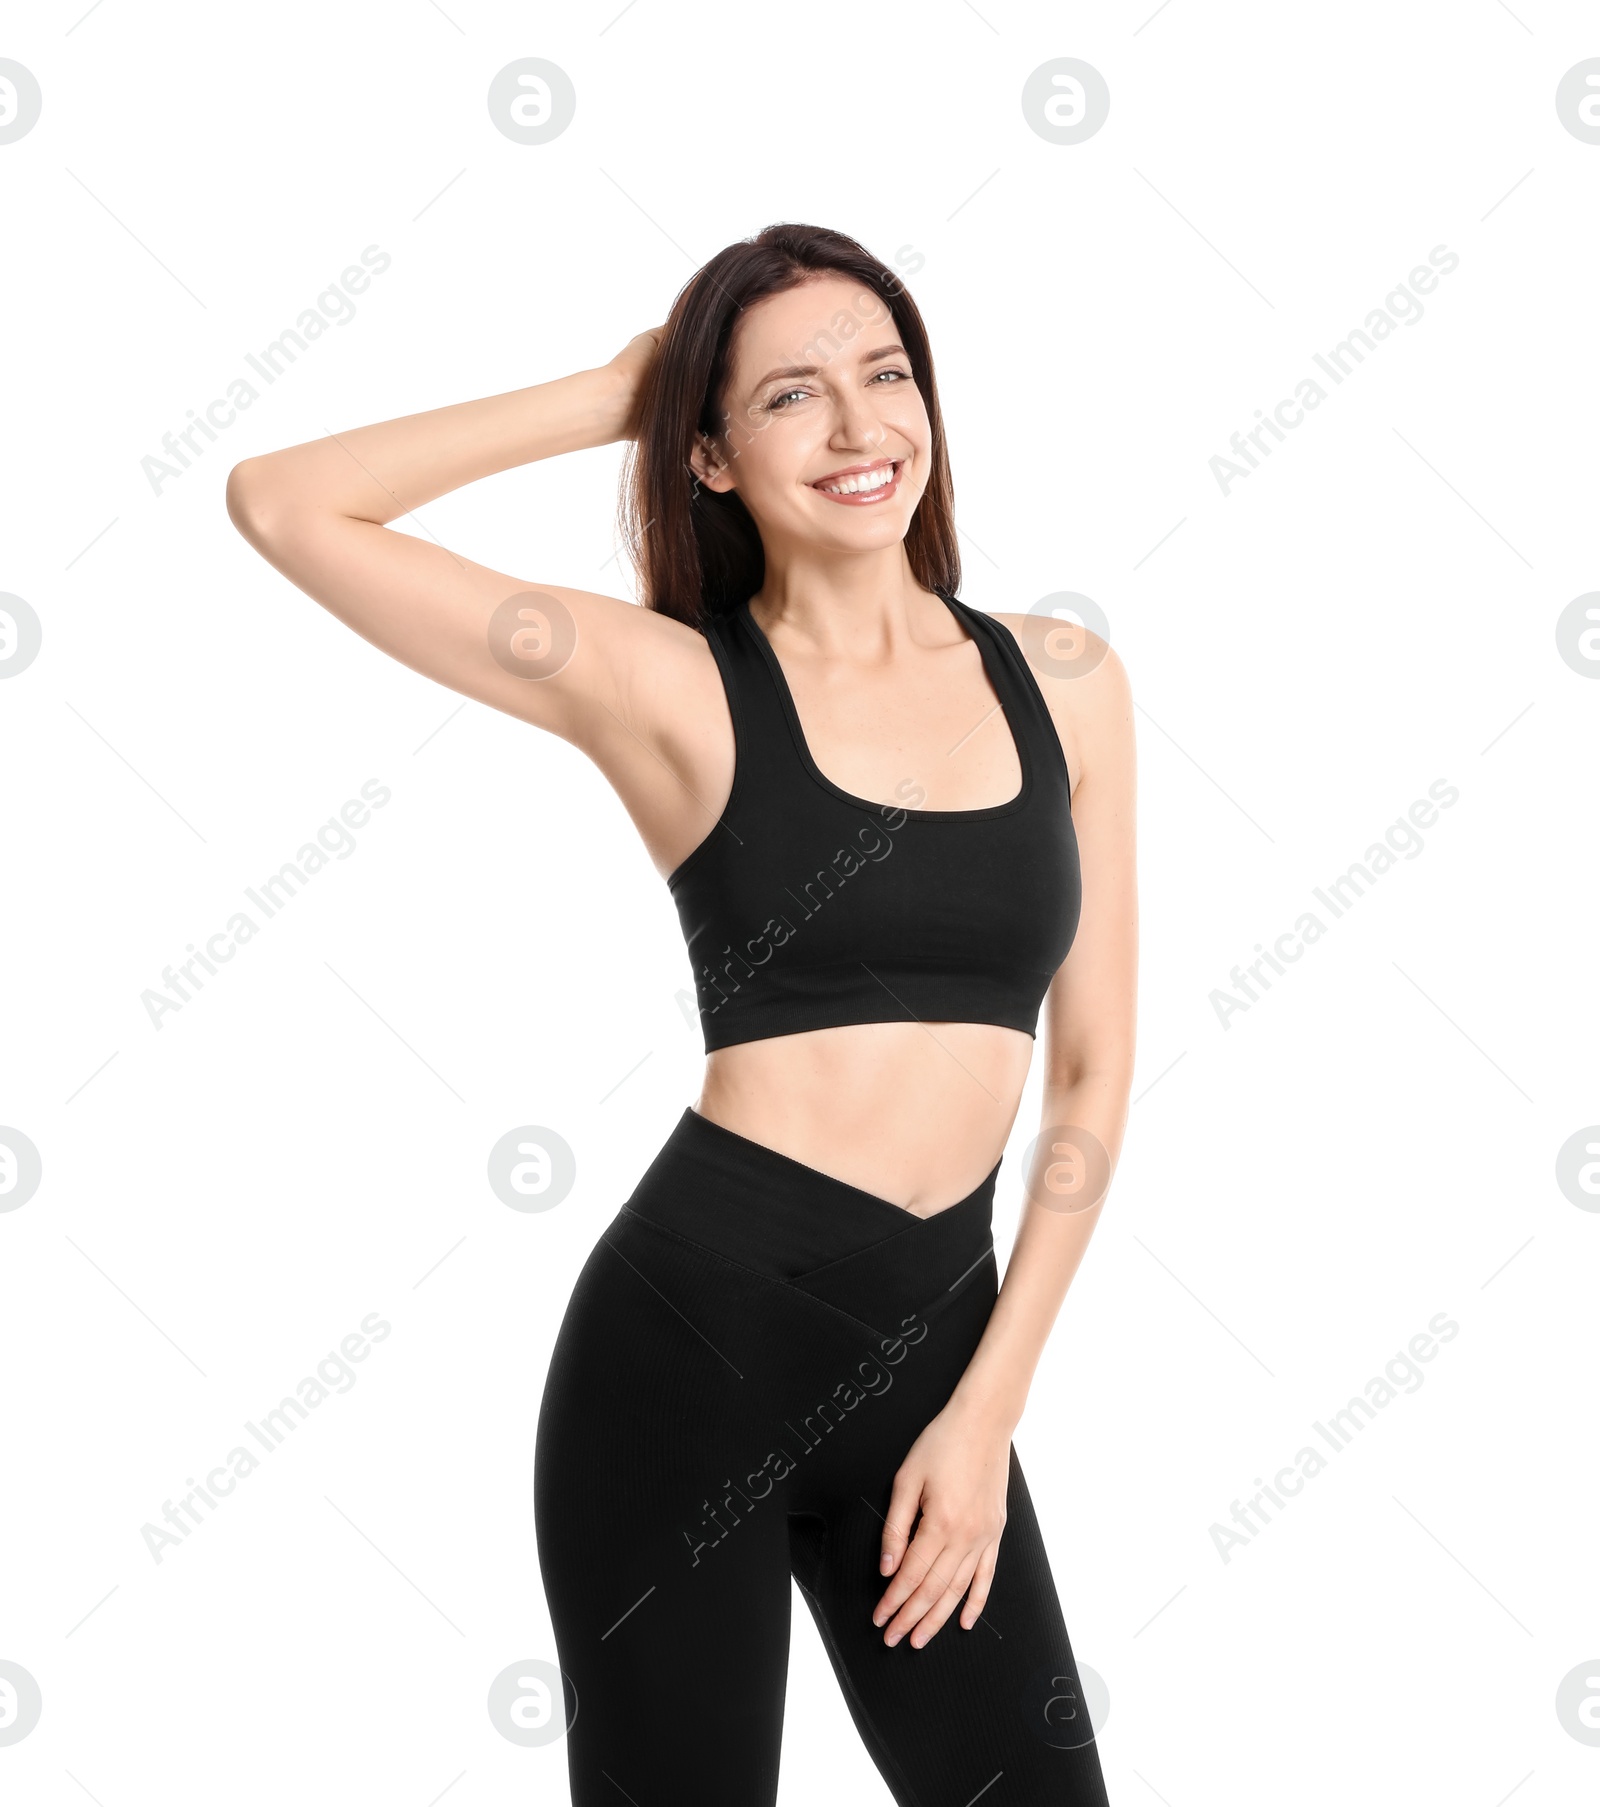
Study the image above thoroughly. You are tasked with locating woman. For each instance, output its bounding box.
[227,222,1135,1806]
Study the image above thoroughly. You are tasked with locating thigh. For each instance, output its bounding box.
[534,1213,798,1805]
[792,1443,1111,1807]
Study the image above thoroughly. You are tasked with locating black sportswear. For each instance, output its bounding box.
[667,589,1081,1052]
[534,1107,1110,1806]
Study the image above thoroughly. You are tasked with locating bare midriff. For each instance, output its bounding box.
[695,1020,1034,1217]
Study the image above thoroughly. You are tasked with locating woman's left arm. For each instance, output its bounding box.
[872,625,1138,1647]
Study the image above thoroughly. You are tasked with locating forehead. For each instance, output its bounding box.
[726,273,898,387]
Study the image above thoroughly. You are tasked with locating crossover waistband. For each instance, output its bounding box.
[619,1108,998,1330]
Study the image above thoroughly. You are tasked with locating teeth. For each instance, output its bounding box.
[818,462,896,495]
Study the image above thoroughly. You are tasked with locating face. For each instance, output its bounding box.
[688,273,933,559]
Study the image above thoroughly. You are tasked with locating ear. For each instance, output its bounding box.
[689,431,735,492]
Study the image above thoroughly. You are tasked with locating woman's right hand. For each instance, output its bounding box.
[604,325,666,438]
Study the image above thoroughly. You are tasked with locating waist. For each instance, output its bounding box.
[621,1107,999,1325]
[698,1020,1030,1212]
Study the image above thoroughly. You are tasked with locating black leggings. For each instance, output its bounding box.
[534,1107,1110,1806]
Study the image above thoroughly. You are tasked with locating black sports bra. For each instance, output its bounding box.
[667,588,1081,1052]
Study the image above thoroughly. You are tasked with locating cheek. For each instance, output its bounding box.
[900,406,931,452]
[741,433,820,503]
[884,399,933,467]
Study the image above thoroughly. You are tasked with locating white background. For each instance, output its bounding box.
[2,2,1596,1803]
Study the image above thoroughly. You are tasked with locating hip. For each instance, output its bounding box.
[535,1108,1005,1495]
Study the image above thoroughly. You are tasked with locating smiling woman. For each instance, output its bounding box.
[225,220,1134,1807]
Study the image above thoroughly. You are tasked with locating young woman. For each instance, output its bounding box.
[227,222,1135,1806]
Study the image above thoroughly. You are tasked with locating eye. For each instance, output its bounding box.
[766,368,911,411]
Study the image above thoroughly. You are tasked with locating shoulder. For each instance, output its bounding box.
[987,609,1130,709]
[494,579,728,757]
[544,582,723,696]
[988,610,1132,791]
[607,595,734,747]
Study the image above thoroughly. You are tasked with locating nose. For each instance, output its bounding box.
[828,385,889,453]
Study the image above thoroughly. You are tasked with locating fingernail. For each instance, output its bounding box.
[880,1553,893,1572]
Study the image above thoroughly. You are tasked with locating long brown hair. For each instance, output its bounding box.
[617,223,961,632]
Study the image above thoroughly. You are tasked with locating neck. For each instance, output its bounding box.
[748,547,941,659]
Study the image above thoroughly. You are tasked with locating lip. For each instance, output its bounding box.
[809,457,905,506]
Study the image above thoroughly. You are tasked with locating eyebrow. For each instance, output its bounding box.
[750,343,909,392]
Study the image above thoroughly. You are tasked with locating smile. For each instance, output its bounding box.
[811,458,904,504]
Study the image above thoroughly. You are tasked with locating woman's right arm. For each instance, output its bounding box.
[224,337,731,876]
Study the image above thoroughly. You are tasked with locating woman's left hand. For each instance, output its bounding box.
[872,1397,1013,1647]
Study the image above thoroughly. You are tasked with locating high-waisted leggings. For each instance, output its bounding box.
[533,1107,1110,1806]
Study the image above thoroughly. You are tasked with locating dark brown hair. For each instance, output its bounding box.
[617,222,960,631]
